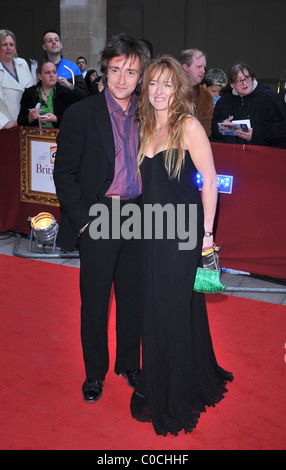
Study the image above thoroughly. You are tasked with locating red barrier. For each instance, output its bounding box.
[0,128,285,279]
[0,127,62,235]
[212,143,286,279]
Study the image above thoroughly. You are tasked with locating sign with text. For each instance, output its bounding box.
[20,127,60,206]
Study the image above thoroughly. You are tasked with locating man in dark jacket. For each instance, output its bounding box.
[264,89,286,149]
[211,63,275,145]
[53,34,148,403]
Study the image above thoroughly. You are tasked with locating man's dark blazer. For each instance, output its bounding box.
[53,91,116,252]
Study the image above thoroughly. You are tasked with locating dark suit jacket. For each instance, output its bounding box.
[263,90,286,149]
[53,91,116,251]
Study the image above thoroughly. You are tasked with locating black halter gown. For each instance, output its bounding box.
[130,150,233,436]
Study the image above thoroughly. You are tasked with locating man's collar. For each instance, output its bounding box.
[105,87,137,115]
[48,55,62,66]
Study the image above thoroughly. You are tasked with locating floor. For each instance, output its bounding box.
[1,230,286,306]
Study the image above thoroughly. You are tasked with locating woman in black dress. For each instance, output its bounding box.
[130,55,233,436]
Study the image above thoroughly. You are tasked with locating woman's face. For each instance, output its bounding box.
[207,84,222,97]
[0,35,16,62]
[230,69,253,97]
[148,69,175,112]
[89,71,98,83]
[38,63,58,87]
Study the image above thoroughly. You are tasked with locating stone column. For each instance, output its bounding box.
[60,0,106,73]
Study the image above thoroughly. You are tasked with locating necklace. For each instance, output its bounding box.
[154,122,168,137]
[41,88,50,99]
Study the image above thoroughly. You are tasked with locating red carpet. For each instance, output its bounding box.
[1,254,285,450]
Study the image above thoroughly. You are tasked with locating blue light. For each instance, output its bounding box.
[196,173,233,194]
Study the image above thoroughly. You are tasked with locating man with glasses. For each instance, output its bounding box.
[211,63,275,145]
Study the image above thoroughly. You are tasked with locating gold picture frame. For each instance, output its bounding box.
[20,127,60,206]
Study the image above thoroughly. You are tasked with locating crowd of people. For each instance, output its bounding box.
[0,28,284,437]
[0,28,285,148]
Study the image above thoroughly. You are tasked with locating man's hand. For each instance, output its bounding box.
[57,76,74,90]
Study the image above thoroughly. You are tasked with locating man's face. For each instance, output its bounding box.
[106,55,140,107]
[230,69,253,97]
[77,58,87,72]
[183,54,206,86]
[42,32,62,55]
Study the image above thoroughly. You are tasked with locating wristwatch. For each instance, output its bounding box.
[205,231,213,237]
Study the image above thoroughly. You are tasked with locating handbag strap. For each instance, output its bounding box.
[201,243,219,270]
[212,251,218,270]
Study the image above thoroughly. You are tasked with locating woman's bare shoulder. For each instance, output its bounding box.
[182,115,205,136]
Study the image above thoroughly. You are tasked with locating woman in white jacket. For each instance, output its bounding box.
[0,29,34,129]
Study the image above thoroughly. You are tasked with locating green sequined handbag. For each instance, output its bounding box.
[194,245,226,294]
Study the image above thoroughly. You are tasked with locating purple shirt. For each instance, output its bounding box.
[105,87,141,200]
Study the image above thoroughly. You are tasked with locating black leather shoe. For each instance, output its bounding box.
[82,378,103,402]
[115,369,140,389]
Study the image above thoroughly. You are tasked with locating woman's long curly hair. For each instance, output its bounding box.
[138,55,196,179]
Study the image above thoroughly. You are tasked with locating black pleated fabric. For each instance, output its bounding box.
[130,151,233,436]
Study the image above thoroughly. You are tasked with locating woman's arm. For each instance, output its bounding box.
[17,89,38,126]
[183,117,218,251]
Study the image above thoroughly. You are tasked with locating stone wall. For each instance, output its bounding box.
[60,0,106,74]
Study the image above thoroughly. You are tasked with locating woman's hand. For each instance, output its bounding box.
[235,127,253,141]
[202,234,213,252]
[28,107,40,122]
[39,113,57,123]
[3,120,18,129]
[222,115,233,124]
